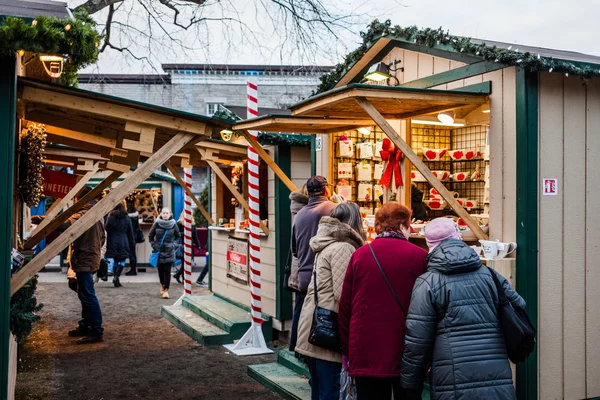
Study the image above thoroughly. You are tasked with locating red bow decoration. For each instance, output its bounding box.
[379,138,403,189]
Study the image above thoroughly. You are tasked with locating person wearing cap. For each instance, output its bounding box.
[338,202,427,399]
[288,176,336,354]
[401,217,526,400]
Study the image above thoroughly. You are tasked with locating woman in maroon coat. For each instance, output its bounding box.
[338,203,427,400]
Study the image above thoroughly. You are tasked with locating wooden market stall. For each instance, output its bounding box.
[234,28,600,400]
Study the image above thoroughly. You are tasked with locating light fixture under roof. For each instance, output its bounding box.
[220,129,234,141]
[411,116,465,127]
[364,62,390,82]
[482,105,491,113]
[437,111,455,124]
[358,127,371,136]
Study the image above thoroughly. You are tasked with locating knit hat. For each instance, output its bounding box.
[424,217,460,250]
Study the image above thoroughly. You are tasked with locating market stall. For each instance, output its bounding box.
[234,27,600,399]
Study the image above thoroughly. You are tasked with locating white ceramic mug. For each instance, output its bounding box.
[479,240,517,260]
[497,242,517,258]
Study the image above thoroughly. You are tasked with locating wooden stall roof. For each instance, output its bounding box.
[234,84,489,133]
[17,77,248,171]
[289,83,489,120]
[233,114,375,134]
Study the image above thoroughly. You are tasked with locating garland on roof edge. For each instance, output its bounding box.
[315,19,600,94]
[0,10,102,86]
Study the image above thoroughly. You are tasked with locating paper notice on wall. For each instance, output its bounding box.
[226,236,249,284]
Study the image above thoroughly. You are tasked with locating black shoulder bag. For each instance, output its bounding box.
[369,243,407,316]
[487,267,536,363]
[308,264,341,352]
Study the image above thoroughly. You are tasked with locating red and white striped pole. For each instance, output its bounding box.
[225,77,271,355]
[182,168,193,296]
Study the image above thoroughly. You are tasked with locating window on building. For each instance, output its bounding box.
[206,102,223,116]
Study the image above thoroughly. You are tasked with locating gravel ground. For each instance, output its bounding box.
[15,278,281,400]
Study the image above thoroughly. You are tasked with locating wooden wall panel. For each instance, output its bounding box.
[384,48,404,84]
[586,77,600,398]
[417,54,434,79]
[538,72,565,399]
[484,69,504,240]
[403,51,419,82]
[562,77,587,400]
[501,67,517,243]
[433,58,451,90]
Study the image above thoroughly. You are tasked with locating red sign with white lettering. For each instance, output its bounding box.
[227,250,247,266]
[41,169,78,198]
[542,178,558,196]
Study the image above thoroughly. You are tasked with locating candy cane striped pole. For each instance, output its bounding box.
[183,168,193,296]
[225,78,271,355]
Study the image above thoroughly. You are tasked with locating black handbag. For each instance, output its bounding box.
[282,237,297,293]
[487,267,536,363]
[308,266,341,351]
[135,229,145,243]
[97,258,108,280]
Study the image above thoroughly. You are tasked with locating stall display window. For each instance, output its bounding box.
[332,126,386,215]
[411,124,488,218]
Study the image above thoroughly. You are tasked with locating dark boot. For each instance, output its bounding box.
[113,265,124,287]
[173,268,183,284]
[76,334,104,345]
[125,268,137,276]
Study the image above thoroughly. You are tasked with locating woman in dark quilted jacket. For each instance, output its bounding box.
[105,203,135,288]
[401,217,526,400]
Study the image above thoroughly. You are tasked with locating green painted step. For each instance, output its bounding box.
[161,305,231,346]
[182,295,272,342]
[277,349,310,378]
[248,363,311,400]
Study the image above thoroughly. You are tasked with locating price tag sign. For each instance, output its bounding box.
[542,178,558,196]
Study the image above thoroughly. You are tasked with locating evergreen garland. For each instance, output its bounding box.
[0,10,102,86]
[257,132,312,147]
[315,19,600,94]
[10,275,43,345]
[18,123,47,207]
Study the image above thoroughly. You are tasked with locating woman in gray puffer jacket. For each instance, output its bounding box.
[401,218,525,400]
[287,189,309,291]
[149,207,180,299]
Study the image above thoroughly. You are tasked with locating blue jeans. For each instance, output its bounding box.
[289,291,306,352]
[307,357,342,400]
[76,271,103,336]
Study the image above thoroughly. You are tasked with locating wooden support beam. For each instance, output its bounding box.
[355,97,488,240]
[196,148,269,235]
[11,132,198,296]
[31,163,100,235]
[23,171,122,250]
[40,123,117,148]
[22,87,210,135]
[123,121,156,153]
[164,162,214,225]
[239,130,299,193]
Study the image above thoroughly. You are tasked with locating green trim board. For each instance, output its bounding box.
[515,67,539,400]
[207,171,212,291]
[275,146,293,321]
[0,55,17,400]
[385,37,483,64]
[399,61,505,89]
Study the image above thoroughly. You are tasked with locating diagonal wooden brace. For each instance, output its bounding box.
[355,97,488,241]
[164,161,214,226]
[239,130,299,193]
[11,132,199,296]
[196,148,269,235]
[30,163,100,235]
[24,171,123,250]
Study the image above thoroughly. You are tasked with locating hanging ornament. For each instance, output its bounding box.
[378,138,403,190]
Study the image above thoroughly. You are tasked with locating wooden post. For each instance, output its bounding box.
[11,132,198,295]
[239,130,299,193]
[355,97,488,240]
[23,171,122,250]
[31,163,100,235]
[196,148,269,235]
[164,162,214,225]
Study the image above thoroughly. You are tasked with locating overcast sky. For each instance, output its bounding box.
[77,0,600,74]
